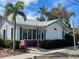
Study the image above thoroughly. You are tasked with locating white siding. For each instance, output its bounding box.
[0,20,18,40]
[16,26,20,40]
[0,20,64,40]
[0,20,13,39]
[46,22,63,40]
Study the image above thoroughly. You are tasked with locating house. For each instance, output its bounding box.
[0,16,68,40]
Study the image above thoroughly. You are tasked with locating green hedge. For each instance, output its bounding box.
[15,40,20,49]
[0,39,20,49]
[4,39,13,48]
[40,39,74,49]
[0,39,4,47]
[0,39,76,49]
[65,33,79,44]
[65,33,73,40]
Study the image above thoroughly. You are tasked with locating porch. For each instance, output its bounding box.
[19,27,46,40]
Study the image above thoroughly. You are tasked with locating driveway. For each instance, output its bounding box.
[0,46,79,59]
[36,46,79,59]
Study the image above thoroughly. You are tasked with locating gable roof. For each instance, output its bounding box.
[16,19,70,29]
[16,19,59,27]
[3,17,70,30]
[7,14,59,26]
[6,14,70,28]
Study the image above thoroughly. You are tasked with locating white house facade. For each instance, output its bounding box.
[0,17,68,40]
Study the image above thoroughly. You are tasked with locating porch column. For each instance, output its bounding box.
[44,30,46,40]
[40,30,41,40]
[43,30,44,40]
[36,28,40,40]
[36,29,37,40]
[22,28,23,40]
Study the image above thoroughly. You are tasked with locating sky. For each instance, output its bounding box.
[0,0,79,27]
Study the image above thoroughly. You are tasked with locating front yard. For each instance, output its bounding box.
[0,46,79,59]
[0,39,77,58]
[0,48,29,58]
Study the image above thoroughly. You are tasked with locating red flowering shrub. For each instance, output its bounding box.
[19,40,26,52]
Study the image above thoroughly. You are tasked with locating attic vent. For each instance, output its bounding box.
[54,28,57,30]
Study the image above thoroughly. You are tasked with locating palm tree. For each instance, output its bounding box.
[4,1,26,51]
[37,6,47,47]
[38,6,47,21]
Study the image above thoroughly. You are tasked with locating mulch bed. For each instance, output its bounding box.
[0,48,29,58]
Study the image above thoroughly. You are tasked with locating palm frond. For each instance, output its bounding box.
[38,6,47,15]
[4,9,13,19]
[17,11,26,21]
[15,1,24,10]
[5,2,14,10]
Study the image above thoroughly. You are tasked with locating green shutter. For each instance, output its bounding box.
[20,27,22,40]
[11,28,13,40]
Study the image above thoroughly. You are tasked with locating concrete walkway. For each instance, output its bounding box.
[0,48,67,59]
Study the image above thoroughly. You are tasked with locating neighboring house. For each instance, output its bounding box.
[0,16,69,40]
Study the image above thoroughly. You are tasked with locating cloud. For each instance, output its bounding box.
[0,0,38,15]
[26,10,39,20]
[0,0,16,15]
[53,0,67,7]
[19,0,38,6]
[8,9,38,20]
[0,0,5,14]
[0,6,5,14]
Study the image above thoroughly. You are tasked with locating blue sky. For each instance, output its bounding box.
[0,0,79,27]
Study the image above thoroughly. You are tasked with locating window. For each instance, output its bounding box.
[62,31,65,38]
[33,29,36,39]
[23,29,27,39]
[11,28,13,40]
[28,29,32,39]
[37,29,40,39]
[3,29,6,39]
[42,32,43,39]
[54,28,57,30]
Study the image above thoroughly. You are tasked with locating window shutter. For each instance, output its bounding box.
[20,27,22,40]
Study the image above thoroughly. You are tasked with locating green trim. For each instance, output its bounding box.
[61,22,71,30]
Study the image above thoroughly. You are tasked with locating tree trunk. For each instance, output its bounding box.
[13,20,16,51]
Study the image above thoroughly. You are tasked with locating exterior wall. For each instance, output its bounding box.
[0,20,64,40]
[0,20,12,39]
[16,26,20,40]
[46,22,63,40]
[0,20,18,40]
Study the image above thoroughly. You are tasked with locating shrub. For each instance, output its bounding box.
[75,34,79,42]
[40,39,74,49]
[4,39,13,48]
[0,39,4,47]
[15,40,20,49]
[65,33,73,40]
[65,33,79,44]
[0,39,20,49]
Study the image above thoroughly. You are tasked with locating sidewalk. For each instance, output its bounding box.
[0,48,67,59]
